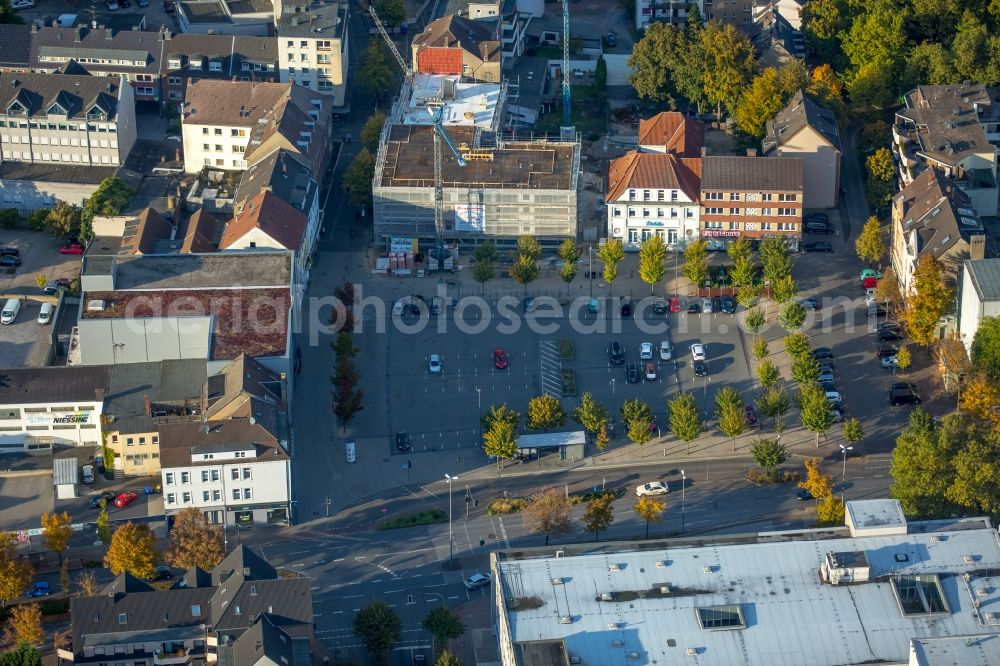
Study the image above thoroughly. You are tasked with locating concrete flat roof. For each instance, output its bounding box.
[401,75,501,129]
[109,253,292,290]
[497,503,1000,666]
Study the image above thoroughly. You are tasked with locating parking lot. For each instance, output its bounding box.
[1,230,81,367]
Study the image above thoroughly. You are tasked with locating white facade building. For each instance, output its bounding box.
[958,258,1000,355]
[0,366,108,451]
[159,419,291,527]
[277,1,349,105]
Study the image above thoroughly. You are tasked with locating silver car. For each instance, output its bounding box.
[428,354,442,374]
[701,298,713,313]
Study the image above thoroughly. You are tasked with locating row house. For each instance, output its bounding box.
[893,83,1000,217]
[161,30,280,105]
[635,0,702,31]
[412,14,502,83]
[0,71,136,168]
[278,1,350,105]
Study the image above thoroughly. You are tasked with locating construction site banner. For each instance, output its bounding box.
[455,204,485,232]
[390,237,418,253]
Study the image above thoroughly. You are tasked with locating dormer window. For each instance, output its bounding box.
[168,58,182,68]
[6,101,26,116]
[46,103,67,116]
[118,613,127,624]
[191,605,201,617]
[209,60,223,72]
[86,106,107,121]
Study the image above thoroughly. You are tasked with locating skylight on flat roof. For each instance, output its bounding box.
[891,575,950,616]
[696,604,746,630]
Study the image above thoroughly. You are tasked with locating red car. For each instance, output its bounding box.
[669,298,681,313]
[59,243,84,255]
[114,491,138,508]
[744,405,758,426]
[493,348,508,370]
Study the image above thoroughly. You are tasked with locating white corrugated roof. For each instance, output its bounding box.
[52,458,78,486]
[499,514,1000,666]
[910,635,1000,666]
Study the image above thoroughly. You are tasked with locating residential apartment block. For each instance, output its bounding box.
[159,417,291,527]
[893,84,1000,216]
[890,167,986,296]
[635,0,701,31]
[161,31,280,104]
[62,547,317,665]
[700,155,804,249]
[412,14,502,82]
[763,90,841,209]
[278,1,349,105]
[959,258,1000,356]
[0,72,136,168]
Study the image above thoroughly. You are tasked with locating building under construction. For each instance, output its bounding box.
[372,74,580,249]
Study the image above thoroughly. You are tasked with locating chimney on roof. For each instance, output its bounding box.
[95,388,105,403]
[30,22,37,33]
[701,146,707,157]
[746,148,757,157]
[106,29,112,40]
[144,394,151,417]
[75,26,83,43]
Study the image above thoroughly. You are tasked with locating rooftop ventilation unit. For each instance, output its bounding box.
[659,586,671,595]
[600,593,613,601]
[931,535,943,542]
[655,560,668,568]
[628,652,640,660]
[964,554,978,564]
[86,300,105,311]
[703,566,713,574]
[611,640,625,647]
[609,564,621,571]
[608,622,622,629]
[686,648,698,656]
[559,615,573,624]
[551,578,564,585]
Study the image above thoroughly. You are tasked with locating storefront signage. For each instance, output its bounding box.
[389,237,418,253]
[701,230,742,238]
[25,411,91,426]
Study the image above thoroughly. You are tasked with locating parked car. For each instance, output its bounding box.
[608,340,625,365]
[690,343,706,361]
[687,302,700,314]
[877,321,900,332]
[148,565,173,581]
[89,491,117,508]
[114,491,138,508]
[860,269,882,281]
[636,481,668,497]
[796,488,814,501]
[888,384,921,406]
[493,348,508,370]
[644,362,657,381]
[106,0,119,9]
[522,297,536,312]
[876,344,900,357]
[60,242,85,255]
[620,300,632,317]
[42,278,71,295]
[744,405,758,425]
[818,370,835,383]
[829,406,845,423]
[639,342,654,360]
[881,355,900,369]
[652,297,667,314]
[878,330,903,342]
[669,298,681,313]
[867,305,888,318]
[37,302,54,325]
[711,296,722,313]
[428,354,442,374]
[805,213,829,224]
[719,296,735,314]
[802,242,833,253]
[811,347,834,360]
[0,255,20,268]
[625,363,640,383]
[11,0,34,10]
[701,297,713,313]
[820,380,837,393]
[659,341,673,361]
[396,432,411,451]
[825,391,843,405]
[605,31,617,47]
[801,296,819,310]
[27,582,50,598]
[693,360,708,377]
[464,572,491,590]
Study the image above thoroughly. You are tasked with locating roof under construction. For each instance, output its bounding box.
[377,124,575,190]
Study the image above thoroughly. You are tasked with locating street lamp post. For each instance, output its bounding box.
[476,387,482,441]
[839,444,853,500]
[610,379,616,428]
[445,473,457,563]
[681,469,686,535]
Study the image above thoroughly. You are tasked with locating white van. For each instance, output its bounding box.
[391,299,405,316]
[1,298,20,325]
[37,302,54,325]
[345,439,357,463]
[81,465,95,484]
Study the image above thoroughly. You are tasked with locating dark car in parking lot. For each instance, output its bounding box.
[888,382,921,406]
[620,299,632,317]
[878,330,903,342]
[0,255,20,268]
[801,296,820,310]
[805,213,829,224]
[802,242,833,253]
[626,363,640,383]
[811,347,834,360]
[693,360,708,377]
[396,432,411,451]
[720,296,736,313]
[876,343,900,357]
[89,491,117,509]
[687,302,700,313]
[608,340,625,365]
[711,297,722,313]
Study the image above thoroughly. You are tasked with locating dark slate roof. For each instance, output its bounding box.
[898,84,994,166]
[211,544,276,586]
[234,149,315,213]
[413,14,501,64]
[101,572,154,596]
[278,0,346,39]
[895,168,983,260]
[701,156,804,192]
[103,359,208,435]
[762,90,842,155]
[30,26,161,75]
[229,614,311,666]
[0,24,32,68]
[157,418,288,469]
[966,258,1000,302]
[164,32,278,76]
[0,71,120,121]
[0,366,110,405]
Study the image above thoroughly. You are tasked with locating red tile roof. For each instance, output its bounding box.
[220,191,307,252]
[638,112,705,158]
[606,152,702,203]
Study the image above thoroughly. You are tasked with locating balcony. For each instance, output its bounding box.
[154,644,205,665]
[56,633,73,661]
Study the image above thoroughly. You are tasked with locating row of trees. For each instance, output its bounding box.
[332,283,364,431]
[519,487,667,545]
[354,601,464,666]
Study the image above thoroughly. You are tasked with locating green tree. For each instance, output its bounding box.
[896,345,912,372]
[681,240,709,287]
[776,60,809,99]
[594,55,608,106]
[40,511,72,565]
[472,260,495,293]
[902,42,955,89]
[333,376,364,429]
[745,308,766,335]
[26,209,49,232]
[96,500,110,545]
[510,254,539,295]
[759,237,792,285]
[358,42,395,97]
[848,62,898,115]
[668,392,703,450]
[573,392,609,436]
[771,275,798,304]
[521,488,572,545]
[865,148,896,211]
[104,522,158,579]
[700,21,757,116]
[627,418,653,446]
[889,411,958,517]
[526,395,565,431]
[4,604,42,647]
[596,239,625,285]
[434,651,463,666]
[332,330,360,360]
[582,495,615,541]
[756,359,780,388]
[558,238,580,289]
[752,337,769,360]
[595,424,610,452]
[621,398,653,430]
[374,0,406,25]
[807,64,847,120]
[855,216,885,265]
[44,201,81,238]
[841,6,907,72]
[359,112,387,154]
[843,417,865,447]
[757,386,791,434]
[482,404,520,432]
[343,148,376,207]
[798,383,835,447]
[634,496,665,538]
[715,386,747,452]
[737,283,762,310]
[80,177,133,241]
[354,602,402,666]
[483,417,517,475]
[791,354,820,385]
[727,236,752,266]
[517,235,542,262]
[0,644,41,666]
[778,302,807,332]
[801,0,849,67]
[783,332,811,360]
[731,256,757,288]
[952,10,998,83]
[474,241,498,265]
[750,438,788,480]
[422,607,465,657]
[638,235,666,293]
[875,267,903,308]
[627,22,687,104]
[971,316,1000,381]
[734,67,784,138]
[902,254,954,347]
[0,532,32,605]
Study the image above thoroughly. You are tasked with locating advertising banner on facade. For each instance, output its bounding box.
[25,411,92,426]
[390,237,418,253]
[455,204,486,232]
